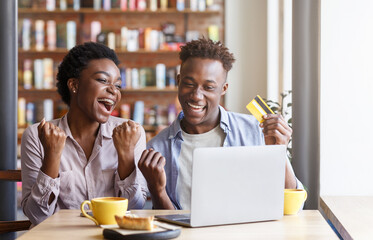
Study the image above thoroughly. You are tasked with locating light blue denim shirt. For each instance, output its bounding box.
[147,106,301,209]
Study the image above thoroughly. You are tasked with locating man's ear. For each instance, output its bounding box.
[221,82,228,96]
[176,74,181,86]
[67,78,78,93]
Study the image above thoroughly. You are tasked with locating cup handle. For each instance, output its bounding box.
[80,200,99,225]
[304,191,308,201]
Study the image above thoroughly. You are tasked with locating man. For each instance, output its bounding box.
[138,38,302,209]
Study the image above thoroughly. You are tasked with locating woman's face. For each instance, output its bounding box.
[71,58,121,124]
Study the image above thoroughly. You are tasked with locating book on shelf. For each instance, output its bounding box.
[20,18,31,49]
[46,0,56,11]
[103,0,111,11]
[127,29,139,51]
[66,21,76,50]
[43,99,54,121]
[149,0,157,11]
[150,30,160,51]
[131,68,139,89]
[190,0,198,11]
[137,0,147,11]
[168,104,177,125]
[47,20,56,50]
[93,0,101,10]
[43,58,54,89]
[107,32,116,50]
[177,0,185,11]
[167,67,177,87]
[26,102,35,126]
[60,0,67,10]
[144,28,152,51]
[120,68,126,89]
[120,0,127,11]
[139,68,147,88]
[198,0,206,11]
[19,0,33,8]
[128,0,136,11]
[23,59,33,89]
[208,25,219,42]
[73,0,80,10]
[34,101,44,123]
[120,104,131,119]
[35,20,45,51]
[186,30,200,42]
[34,59,44,89]
[18,98,26,126]
[56,22,67,48]
[138,28,145,49]
[141,67,156,87]
[144,107,156,126]
[156,63,166,89]
[154,105,168,126]
[120,27,128,50]
[133,101,144,125]
[91,21,102,42]
[160,0,168,11]
[125,68,132,88]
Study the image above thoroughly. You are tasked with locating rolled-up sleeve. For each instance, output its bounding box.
[114,127,148,209]
[21,126,60,225]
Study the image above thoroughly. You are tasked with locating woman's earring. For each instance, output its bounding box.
[73,89,76,93]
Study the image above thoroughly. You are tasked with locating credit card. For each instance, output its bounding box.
[246,95,274,123]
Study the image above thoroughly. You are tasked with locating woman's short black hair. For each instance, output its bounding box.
[56,42,120,106]
[179,38,235,72]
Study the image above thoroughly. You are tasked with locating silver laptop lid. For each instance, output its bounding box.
[190,145,286,227]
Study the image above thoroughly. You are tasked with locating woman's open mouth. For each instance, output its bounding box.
[98,98,115,112]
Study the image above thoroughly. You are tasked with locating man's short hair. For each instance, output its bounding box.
[179,38,235,72]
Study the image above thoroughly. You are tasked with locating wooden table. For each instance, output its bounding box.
[17,209,338,240]
[320,196,373,240]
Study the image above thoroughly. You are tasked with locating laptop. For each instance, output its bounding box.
[156,145,286,227]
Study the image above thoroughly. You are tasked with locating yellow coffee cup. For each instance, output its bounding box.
[284,189,307,215]
[80,197,128,225]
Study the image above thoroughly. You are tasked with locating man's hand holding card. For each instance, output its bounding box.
[246,95,292,145]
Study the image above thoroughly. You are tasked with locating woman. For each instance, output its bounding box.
[21,42,147,225]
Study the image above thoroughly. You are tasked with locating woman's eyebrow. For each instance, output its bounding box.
[92,71,110,77]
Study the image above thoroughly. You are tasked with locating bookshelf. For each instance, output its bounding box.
[17,0,225,143]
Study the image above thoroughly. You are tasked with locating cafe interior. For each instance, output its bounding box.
[0,0,372,239]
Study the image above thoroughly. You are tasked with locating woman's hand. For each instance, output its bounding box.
[260,114,292,145]
[38,119,67,178]
[113,120,141,179]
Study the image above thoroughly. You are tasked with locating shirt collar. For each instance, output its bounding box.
[218,105,231,132]
[100,117,113,139]
[168,105,231,139]
[57,113,112,140]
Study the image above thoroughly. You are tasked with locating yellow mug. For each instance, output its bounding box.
[284,189,307,215]
[80,197,128,225]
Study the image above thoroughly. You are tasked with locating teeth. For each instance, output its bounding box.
[98,98,115,105]
[188,102,204,109]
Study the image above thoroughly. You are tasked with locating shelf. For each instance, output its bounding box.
[18,8,221,15]
[18,87,178,94]
[18,49,180,56]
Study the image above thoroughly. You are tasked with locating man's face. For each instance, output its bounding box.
[177,57,228,133]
